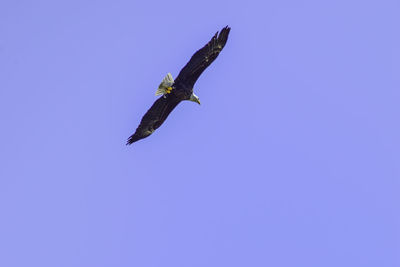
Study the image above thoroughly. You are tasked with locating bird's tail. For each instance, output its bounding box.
[155,73,174,96]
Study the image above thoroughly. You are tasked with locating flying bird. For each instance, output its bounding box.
[127,26,231,145]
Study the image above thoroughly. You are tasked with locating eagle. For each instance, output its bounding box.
[127,26,231,145]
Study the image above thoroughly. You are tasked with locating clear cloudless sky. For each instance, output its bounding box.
[0,0,399,266]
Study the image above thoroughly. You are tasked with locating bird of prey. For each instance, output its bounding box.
[127,26,231,145]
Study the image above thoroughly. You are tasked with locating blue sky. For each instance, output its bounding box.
[0,0,399,266]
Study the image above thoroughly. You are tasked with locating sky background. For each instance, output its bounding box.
[0,0,399,266]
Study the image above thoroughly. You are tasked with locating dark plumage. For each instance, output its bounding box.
[127,26,231,145]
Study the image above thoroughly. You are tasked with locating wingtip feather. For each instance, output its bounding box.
[126,134,138,145]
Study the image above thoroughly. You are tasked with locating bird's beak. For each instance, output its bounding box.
[190,93,201,105]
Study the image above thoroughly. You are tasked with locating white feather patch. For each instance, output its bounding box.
[155,73,174,96]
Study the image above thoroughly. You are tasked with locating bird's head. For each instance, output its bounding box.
[189,93,201,105]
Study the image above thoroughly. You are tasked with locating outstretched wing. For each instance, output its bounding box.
[127,96,181,144]
[175,26,230,89]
